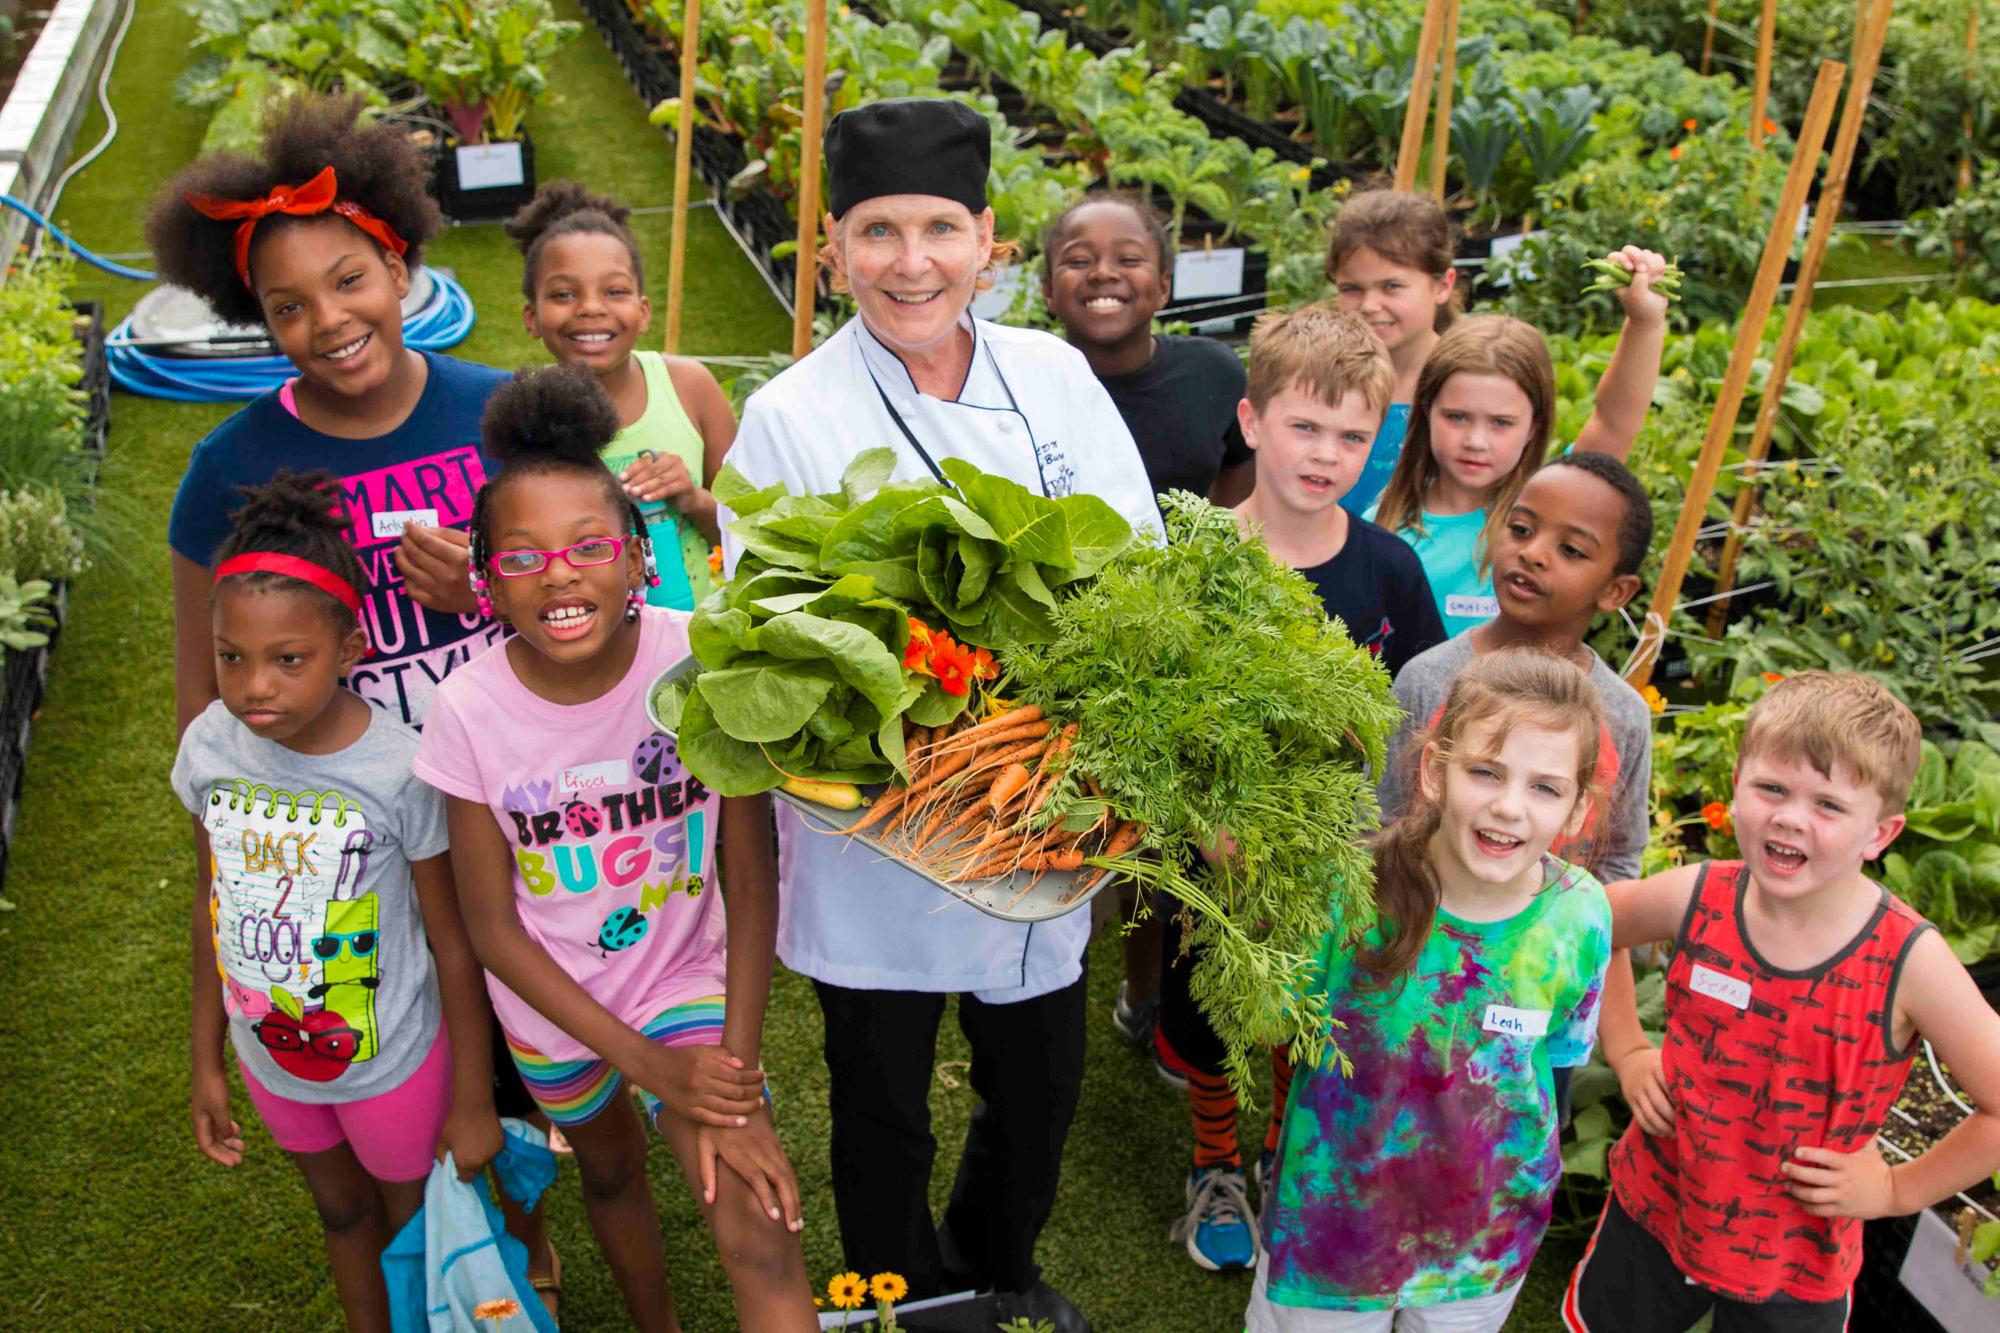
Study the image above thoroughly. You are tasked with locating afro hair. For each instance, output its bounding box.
[213,468,368,634]
[145,93,442,326]
[505,180,645,300]
[470,364,640,576]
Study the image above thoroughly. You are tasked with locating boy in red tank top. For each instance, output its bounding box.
[1565,672,2000,1333]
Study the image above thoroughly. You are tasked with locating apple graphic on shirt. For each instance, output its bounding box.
[253,999,357,1083]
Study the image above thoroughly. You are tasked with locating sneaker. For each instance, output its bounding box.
[1111,979,1157,1047]
[1169,1165,1260,1272]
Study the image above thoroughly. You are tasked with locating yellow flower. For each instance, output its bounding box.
[472,1298,522,1323]
[828,1272,868,1309]
[1640,684,1665,715]
[871,1272,909,1303]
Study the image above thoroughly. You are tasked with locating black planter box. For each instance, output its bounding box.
[433,134,538,223]
[0,304,108,895]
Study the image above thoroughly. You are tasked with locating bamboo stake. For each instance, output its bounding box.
[1394,0,1450,192]
[1701,0,1720,75]
[1429,0,1460,202]
[1750,0,1778,146]
[1959,1,1979,198]
[1707,0,1894,639]
[791,0,830,360]
[1625,59,1844,692]
[663,0,703,353]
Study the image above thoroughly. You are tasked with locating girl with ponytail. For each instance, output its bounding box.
[1247,648,1615,1333]
[412,365,816,1331]
[171,471,503,1326]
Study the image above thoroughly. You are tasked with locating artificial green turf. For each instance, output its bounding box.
[0,4,1604,1328]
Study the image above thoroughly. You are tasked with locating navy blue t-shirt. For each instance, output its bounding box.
[169,352,509,729]
[1298,514,1446,680]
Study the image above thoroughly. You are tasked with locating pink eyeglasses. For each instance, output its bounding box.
[488,535,631,578]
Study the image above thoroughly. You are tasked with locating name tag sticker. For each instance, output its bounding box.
[1482,1005,1552,1038]
[1689,963,1752,1011]
[559,760,629,794]
[1445,594,1500,620]
[371,508,439,539]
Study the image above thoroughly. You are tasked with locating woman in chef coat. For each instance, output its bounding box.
[721,97,1159,1331]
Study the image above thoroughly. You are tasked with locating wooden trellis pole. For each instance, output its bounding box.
[791,0,830,359]
[1701,0,1721,75]
[1960,1,1980,197]
[1625,59,1845,692]
[664,0,703,353]
[1394,0,1450,192]
[1750,0,1778,145]
[1707,0,1894,639]
[1430,0,1461,202]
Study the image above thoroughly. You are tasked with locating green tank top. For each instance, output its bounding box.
[600,351,716,610]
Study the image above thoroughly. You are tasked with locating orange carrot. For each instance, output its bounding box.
[914,803,995,857]
[1100,821,1144,859]
[931,718,1051,756]
[845,784,908,835]
[988,762,1035,811]
[922,705,1044,755]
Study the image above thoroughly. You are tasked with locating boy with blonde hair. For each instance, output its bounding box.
[1152,304,1444,1273]
[1569,673,2000,1333]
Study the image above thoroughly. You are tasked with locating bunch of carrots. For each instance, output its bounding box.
[842,703,1143,891]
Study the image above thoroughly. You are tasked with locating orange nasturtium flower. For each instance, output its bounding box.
[1762,116,1778,137]
[970,645,998,682]
[1683,117,1698,131]
[1761,672,1785,684]
[1702,801,1733,834]
[1640,684,1666,715]
[707,544,723,576]
[1669,145,1683,161]
[904,617,937,674]
[930,638,978,696]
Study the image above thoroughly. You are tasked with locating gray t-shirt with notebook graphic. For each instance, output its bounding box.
[172,700,449,1103]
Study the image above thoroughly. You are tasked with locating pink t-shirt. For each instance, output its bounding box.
[413,607,725,1060]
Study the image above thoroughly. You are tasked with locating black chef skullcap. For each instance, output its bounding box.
[825,97,989,220]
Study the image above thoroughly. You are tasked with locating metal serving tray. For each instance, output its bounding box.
[648,655,1114,923]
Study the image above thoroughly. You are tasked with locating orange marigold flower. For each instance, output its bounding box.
[1761,672,1784,684]
[1762,116,1778,136]
[1683,117,1698,131]
[828,1272,868,1309]
[1669,145,1683,161]
[870,1271,910,1303]
[707,544,723,576]
[1640,684,1666,715]
[1702,801,1733,833]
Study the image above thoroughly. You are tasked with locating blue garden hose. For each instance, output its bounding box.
[1,192,479,402]
[106,272,478,401]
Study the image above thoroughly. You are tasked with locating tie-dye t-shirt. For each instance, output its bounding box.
[1262,857,1612,1312]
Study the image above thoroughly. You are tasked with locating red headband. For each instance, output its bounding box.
[215,554,369,656]
[183,166,410,290]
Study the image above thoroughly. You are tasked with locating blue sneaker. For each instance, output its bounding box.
[1170,1165,1259,1271]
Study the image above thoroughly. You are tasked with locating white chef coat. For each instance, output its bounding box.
[720,312,1162,1001]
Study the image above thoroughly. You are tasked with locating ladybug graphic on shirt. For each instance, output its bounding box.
[562,799,603,838]
[632,732,677,785]
[589,906,650,959]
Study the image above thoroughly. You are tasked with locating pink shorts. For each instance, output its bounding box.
[239,1021,451,1183]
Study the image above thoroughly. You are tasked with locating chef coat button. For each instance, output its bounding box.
[999,418,1015,432]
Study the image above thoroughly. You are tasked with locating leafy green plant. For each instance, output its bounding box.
[0,576,56,653]
[0,488,88,585]
[1914,159,2000,302]
[1511,84,1600,186]
[394,0,579,143]
[1450,91,1519,218]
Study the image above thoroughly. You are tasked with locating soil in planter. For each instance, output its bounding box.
[1886,1055,1999,1222]
[0,1,56,105]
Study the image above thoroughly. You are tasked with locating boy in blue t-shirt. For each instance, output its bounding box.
[1152,304,1444,1274]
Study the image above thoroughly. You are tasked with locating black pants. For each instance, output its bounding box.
[813,969,1088,1298]
[1155,895,1227,1076]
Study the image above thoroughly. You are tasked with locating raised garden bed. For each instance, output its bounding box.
[0,297,105,894]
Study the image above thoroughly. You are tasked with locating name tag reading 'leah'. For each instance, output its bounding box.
[1688,963,1752,1011]
[1482,1005,1552,1038]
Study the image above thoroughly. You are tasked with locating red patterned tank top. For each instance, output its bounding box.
[1608,860,1932,1302]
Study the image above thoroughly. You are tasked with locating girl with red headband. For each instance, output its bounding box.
[148,94,563,1315]
[170,471,507,1327]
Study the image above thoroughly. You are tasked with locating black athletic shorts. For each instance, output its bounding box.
[1564,1196,1853,1333]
